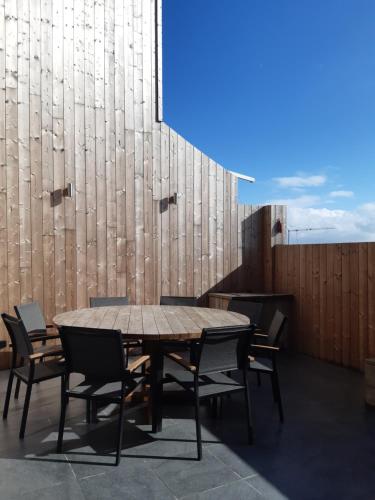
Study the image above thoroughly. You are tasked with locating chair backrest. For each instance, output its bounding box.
[14,302,46,334]
[268,310,287,346]
[193,325,254,375]
[59,326,126,381]
[228,299,263,326]
[89,296,129,308]
[160,296,198,307]
[1,313,33,358]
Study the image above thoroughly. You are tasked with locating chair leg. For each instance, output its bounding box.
[194,377,202,460]
[19,368,34,439]
[271,371,284,423]
[211,396,218,418]
[14,357,24,399]
[116,396,125,466]
[57,377,68,453]
[3,370,15,419]
[243,370,254,445]
[86,400,91,424]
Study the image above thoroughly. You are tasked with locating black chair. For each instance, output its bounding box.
[57,326,149,465]
[89,296,129,308]
[160,296,198,307]
[164,324,255,460]
[14,302,60,344]
[249,310,287,422]
[1,313,64,438]
[14,302,61,399]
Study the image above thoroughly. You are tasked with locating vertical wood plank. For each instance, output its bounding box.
[169,128,178,296]
[6,0,20,313]
[85,0,97,302]
[216,165,224,290]
[75,0,87,308]
[208,159,217,292]
[201,154,209,296]
[18,0,32,304]
[0,0,7,339]
[64,0,76,311]
[185,141,194,296]
[193,147,202,298]
[160,122,169,297]
[177,134,186,295]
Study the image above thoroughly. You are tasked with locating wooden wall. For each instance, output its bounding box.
[273,243,375,371]
[0,0,279,356]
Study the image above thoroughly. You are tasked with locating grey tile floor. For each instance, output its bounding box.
[0,354,374,500]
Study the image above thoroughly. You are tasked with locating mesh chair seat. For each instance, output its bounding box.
[15,360,66,383]
[68,375,143,400]
[249,357,273,373]
[166,371,245,399]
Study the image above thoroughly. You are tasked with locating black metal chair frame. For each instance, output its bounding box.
[249,310,287,422]
[14,302,60,344]
[2,313,64,438]
[14,302,61,399]
[57,326,149,466]
[164,324,255,460]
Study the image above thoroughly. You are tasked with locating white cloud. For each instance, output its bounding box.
[287,203,375,243]
[273,174,326,188]
[268,195,321,208]
[329,190,354,198]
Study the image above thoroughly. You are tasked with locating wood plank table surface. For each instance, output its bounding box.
[53,306,250,433]
[53,305,250,341]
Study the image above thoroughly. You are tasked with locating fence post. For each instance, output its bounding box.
[262,205,287,292]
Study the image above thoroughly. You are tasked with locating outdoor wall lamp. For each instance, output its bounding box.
[50,183,74,207]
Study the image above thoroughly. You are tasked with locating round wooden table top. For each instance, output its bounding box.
[53,305,250,341]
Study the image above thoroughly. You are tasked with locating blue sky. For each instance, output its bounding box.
[163,0,375,243]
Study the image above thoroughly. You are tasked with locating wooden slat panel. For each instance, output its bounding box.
[75,0,87,308]
[64,0,76,311]
[6,0,20,313]
[169,128,178,296]
[177,135,186,295]
[18,0,31,304]
[160,123,170,297]
[85,0,97,302]
[105,0,117,296]
[193,147,202,298]
[201,154,209,295]
[185,141,194,296]
[208,159,216,292]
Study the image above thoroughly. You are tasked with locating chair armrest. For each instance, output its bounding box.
[128,355,150,373]
[29,344,63,360]
[166,352,197,372]
[30,333,60,342]
[250,344,279,352]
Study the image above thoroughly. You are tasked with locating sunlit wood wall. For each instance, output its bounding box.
[0,0,281,358]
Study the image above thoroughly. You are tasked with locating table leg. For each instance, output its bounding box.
[144,341,164,433]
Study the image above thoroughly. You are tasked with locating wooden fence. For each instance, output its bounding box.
[273,243,375,371]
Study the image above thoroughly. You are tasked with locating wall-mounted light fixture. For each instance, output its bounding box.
[63,182,74,198]
[50,183,74,207]
[168,192,177,205]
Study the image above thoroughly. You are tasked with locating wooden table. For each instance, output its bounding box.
[54,305,250,432]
